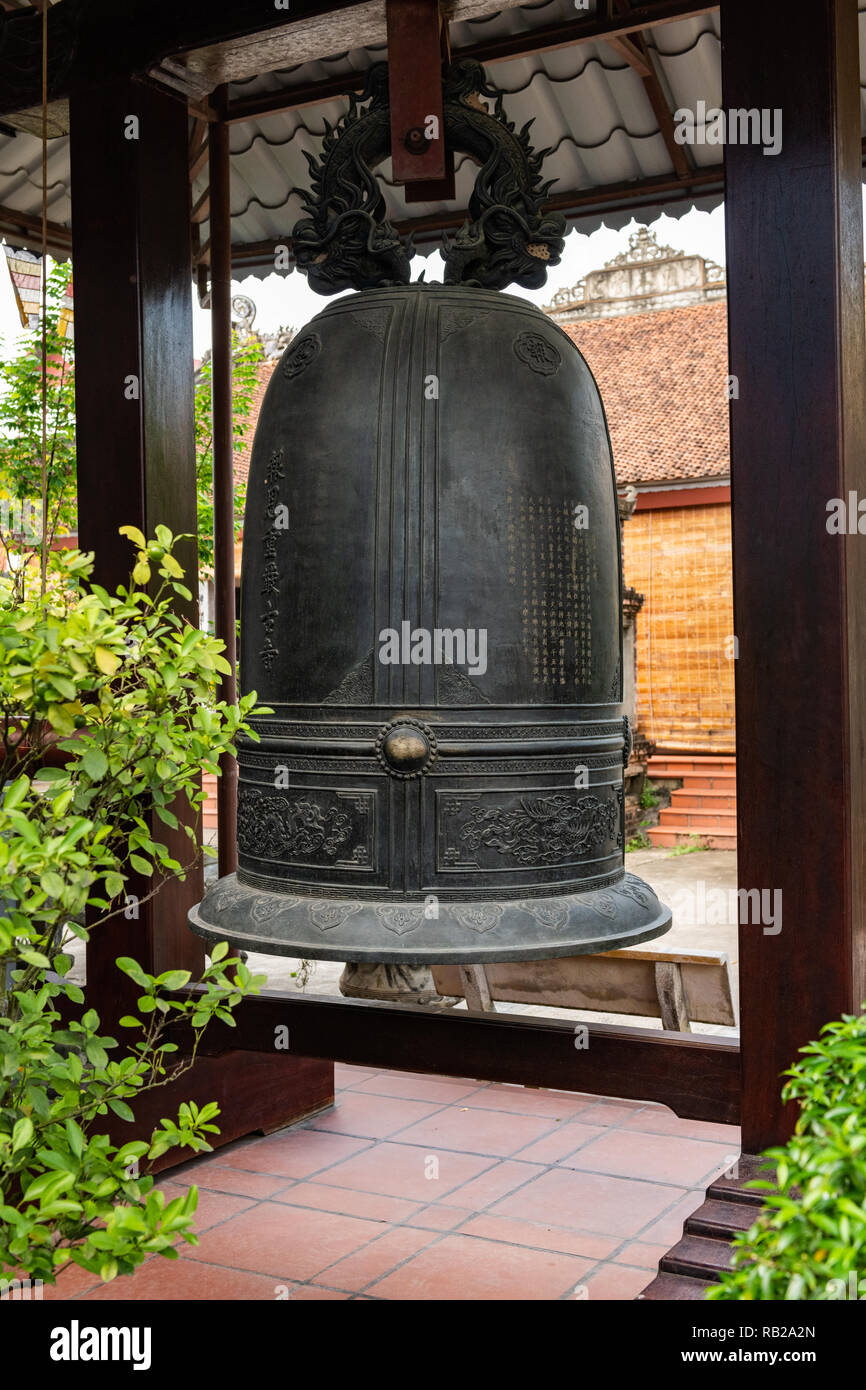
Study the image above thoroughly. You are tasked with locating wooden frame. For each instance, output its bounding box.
[9,0,863,1157]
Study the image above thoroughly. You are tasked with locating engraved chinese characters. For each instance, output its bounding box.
[258,447,285,673]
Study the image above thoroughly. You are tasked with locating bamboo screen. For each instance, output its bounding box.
[623,503,735,753]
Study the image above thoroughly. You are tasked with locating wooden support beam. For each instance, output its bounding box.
[385,0,445,184]
[722,0,866,1150]
[0,202,71,257]
[70,79,204,1024]
[190,186,210,222]
[182,990,740,1124]
[0,1,718,120]
[606,32,653,77]
[224,71,366,125]
[220,1,718,126]
[612,0,692,179]
[208,99,238,879]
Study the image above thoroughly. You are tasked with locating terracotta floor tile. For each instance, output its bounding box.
[402,1205,476,1232]
[439,1159,544,1210]
[514,1122,606,1165]
[395,1106,556,1157]
[456,1213,620,1262]
[45,1263,108,1299]
[316,1141,491,1201]
[166,1163,291,1200]
[561,1128,733,1186]
[284,1284,351,1300]
[308,1091,445,1139]
[568,1100,648,1127]
[315,1226,439,1292]
[78,1257,280,1301]
[612,1241,670,1269]
[464,1085,595,1120]
[374,1068,483,1086]
[637,1190,705,1246]
[367,1234,593,1301]
[334,1064,380,1088]
[156,1182,255,1233]
[219,1130,371,1179]
[351,1073,485,1105]
[581,1263,654,1301]
[272,1181,420,1224]
[491,1166,686,1238]
[188,1201,386,1281]
[622,1106,741,1147]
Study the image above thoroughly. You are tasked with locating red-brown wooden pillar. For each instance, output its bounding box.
[722,0,866,1150]
[70,79,205,1015]
[208,100,239,878]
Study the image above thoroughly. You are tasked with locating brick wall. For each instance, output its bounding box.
[623,503,735,752]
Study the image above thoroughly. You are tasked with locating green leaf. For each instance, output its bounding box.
[82,746,109,781]
[65,1117,85,1158]
[85,1038,109,1069]
[158,970,191,991]
[40,871,66,899]
[95,646,121,676]
[12,1117,34,1152]
[108,1099,135,1123]
[4,776,30,811]
[119,525,147,549]
[129,854,153,876]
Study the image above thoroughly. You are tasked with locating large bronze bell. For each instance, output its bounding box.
[189,61,671,966]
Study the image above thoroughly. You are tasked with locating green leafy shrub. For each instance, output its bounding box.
[0,530,265,1285]
[709,1006,866,1300]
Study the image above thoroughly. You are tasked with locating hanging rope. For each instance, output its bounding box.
[39,0,48,594]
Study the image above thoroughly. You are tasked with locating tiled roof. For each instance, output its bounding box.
[234,358,278,484]
[562,299,729,486]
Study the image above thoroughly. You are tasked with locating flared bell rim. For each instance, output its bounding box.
[188,872,672,966]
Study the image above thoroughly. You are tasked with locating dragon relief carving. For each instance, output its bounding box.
[292,59,565,296]
[238,787,353,862]
[457,793,618,866]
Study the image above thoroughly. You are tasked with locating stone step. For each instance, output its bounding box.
[686,1198,757,1240]
[648,755,736,775]
[671,790,736,810]
[707,1156,768,1206]
[673,774,737,792]
[647,826,737,851]
[658,807,737,831]
[202,774,219,829]
[660,1234,735,1280]
[637,1271,714,1301]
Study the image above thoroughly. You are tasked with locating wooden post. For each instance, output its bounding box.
[71,79,205,1019]
[386,0,446,185]
[208,100,239,877]
[721,0,866,1151]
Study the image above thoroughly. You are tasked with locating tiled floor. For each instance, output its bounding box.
[47,1066,739,1301]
